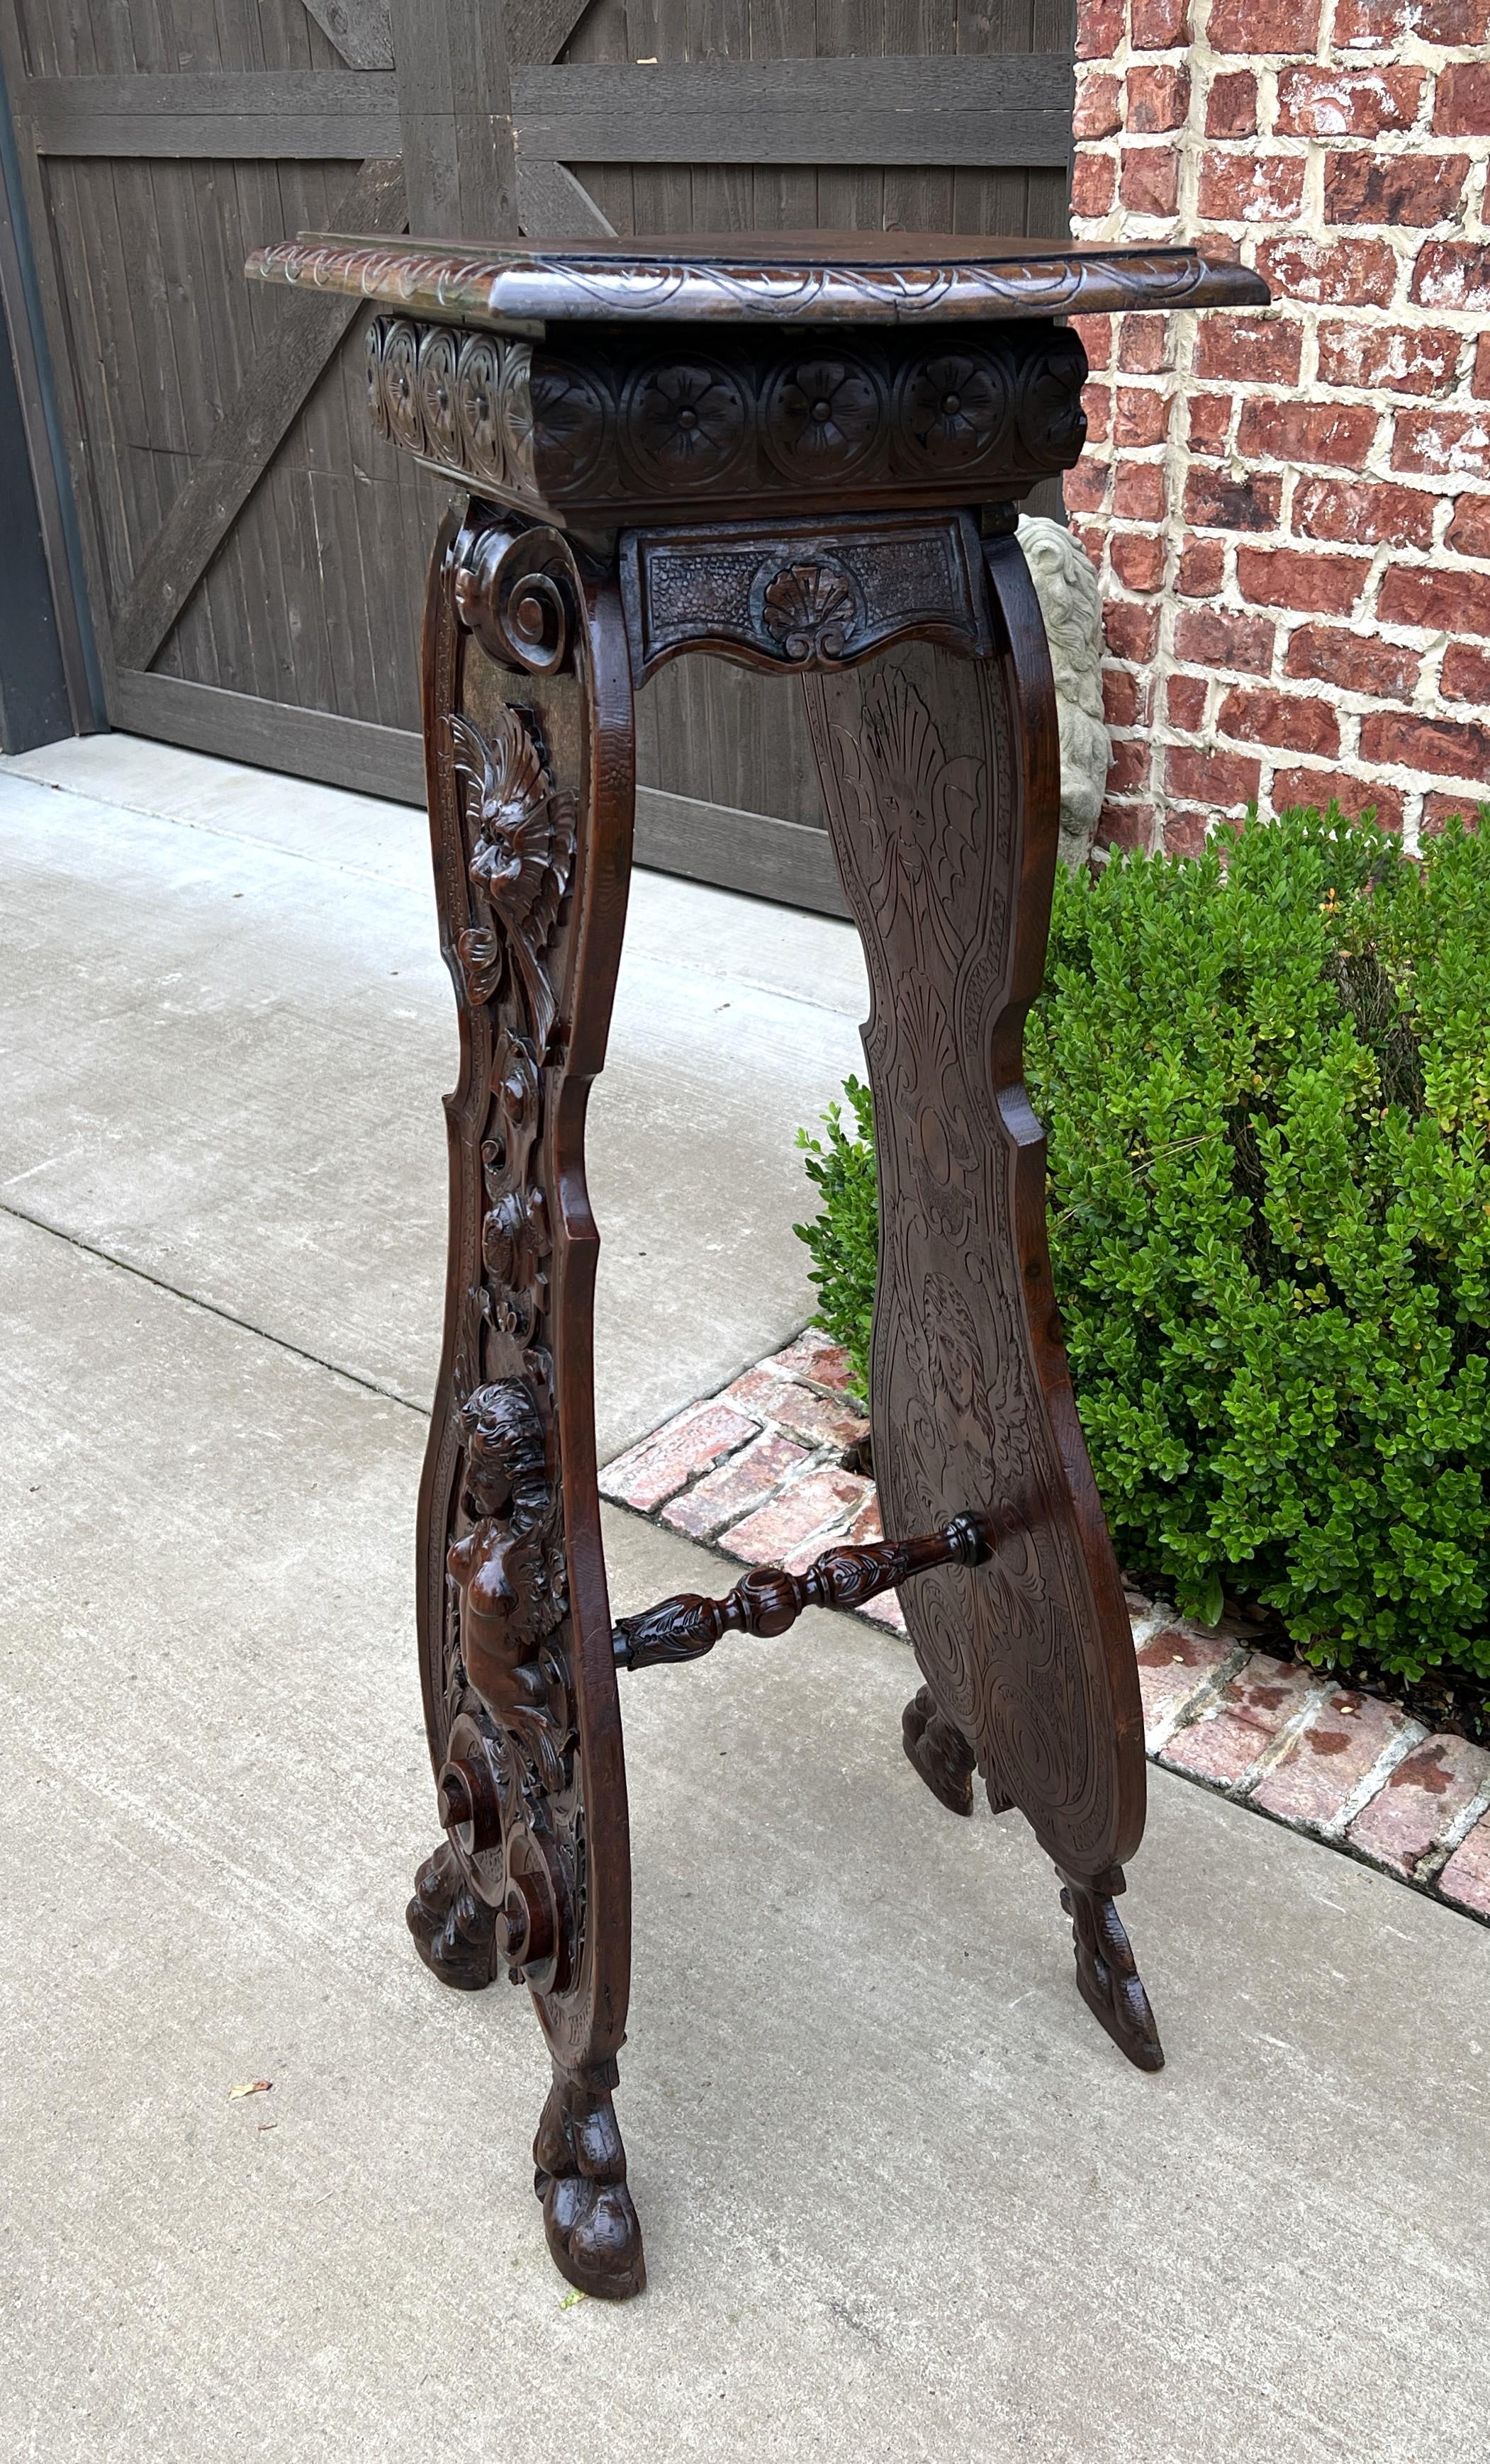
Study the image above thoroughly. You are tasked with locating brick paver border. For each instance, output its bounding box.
[603,1329,1490,1925]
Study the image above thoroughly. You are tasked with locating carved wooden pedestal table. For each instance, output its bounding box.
[248,230,1267,2302]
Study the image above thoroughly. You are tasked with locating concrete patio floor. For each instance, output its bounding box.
[1,738,1486,2464]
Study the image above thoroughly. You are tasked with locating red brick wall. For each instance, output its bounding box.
[1069,0,1490,852]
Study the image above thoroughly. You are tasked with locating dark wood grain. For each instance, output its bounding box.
[112,155,406,671]
[411,500,644,2298]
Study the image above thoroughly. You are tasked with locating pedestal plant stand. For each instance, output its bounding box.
[249,230,1267,2302]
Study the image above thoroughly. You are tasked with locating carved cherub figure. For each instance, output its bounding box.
[449,1378,567,1720]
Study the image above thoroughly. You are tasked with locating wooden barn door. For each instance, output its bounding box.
[1,0,1074,912]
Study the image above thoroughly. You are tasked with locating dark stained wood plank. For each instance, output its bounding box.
[505,0,604,63]
[20,56,1073,167]
[634,784,848,916]
[388,0,516,235]
[299,0,395,69]
[18,71,403,157]
[113,664,427,794]
[517,55,1074,162]
[111,154,405,671]
[516,156,615,235]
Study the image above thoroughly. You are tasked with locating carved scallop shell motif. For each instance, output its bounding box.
[758,559,858,663]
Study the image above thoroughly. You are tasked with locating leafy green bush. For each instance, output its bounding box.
[795,806,1490,1688]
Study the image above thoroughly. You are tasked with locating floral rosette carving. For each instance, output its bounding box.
[418,325,461,461]
[1014,337,1089,471]
[899,351,1010,470]
[454,334,508,488]
[624,358,750,485]
[763,354,883,480]
[507,356,607,495]
[754,558,860,664]
[382,319,424,454]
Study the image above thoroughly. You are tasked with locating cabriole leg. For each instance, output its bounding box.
[410,502,645,2297]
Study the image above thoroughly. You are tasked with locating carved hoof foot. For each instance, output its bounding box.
[902,1684,975,1816]
[405,1839,501,1991]
[1058,1867,1165,2073]
[533,2071,646,2301]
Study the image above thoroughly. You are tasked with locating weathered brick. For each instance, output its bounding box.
[1104,599,1162,661]
[1326,154,1468,227]
[1206,69,1257,135]
[1199,153,1306,224]
[1064,456,1109,515]
[1412,242,1490,314]
[1073,72,1123,137]
[1271,767,1405,828]
[1103,664,1149,726]
[1174,606,1276,672]
[1162,808,1211,856]
[766,1327,856,1393]
[1257,237,1398,308]
[1071,150,1117,218]
[1237,398,1379,469]
[1315,319,1462,396]
[848,1494,882,1546]
[1188,391,1233,453]
[1069,312,1113,371]
[1175,534,1227,595]
[1127,64,1190,130]
[723,1366,867,1451]
[1219,685,1340,757]
[1130,0,1189,42]
[1441,642,1490,704]
[1392,406,1490,480]
[1207,0,1318,45]
[1184,466,1283,529]
[1097,797,1155,850]
[1134,1624,1245,1750]
[1107,733,1155,794]
[1160,1652,1319,1787]
[1294,476,1436,549]
[1166,673,1209,729]
[1165,746,1262,806]
[1445,493,1490,557]
[1251,1691,1421,1830]
[1347,1733,1490,1878]
[661,1431,810,1541]
[719,1465,871,1565]
[1121,144,1181,217]
[1075,0,1124,55]
[1433,61,1490,134]
[1275,64,1423,135]
[1082,381,1112,445]
[1421,789,1489,831]
[1284,624,1421,699]
[600,1398,760,1512]
[1475,334,1490,400]
[1112,459,1167,519]
[1334,0,1484,36]
[1360,709,1490,782]
[1438,1809,1490,1917]
[1118,315,1174,373]
[1109,531,1168,592]
[1114,386,1172,449]
[1237,546,1369,614]
[1194,315,1301,385]
[1379,564,1490,636]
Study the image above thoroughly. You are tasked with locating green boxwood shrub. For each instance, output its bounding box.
[795,806,1490,1689]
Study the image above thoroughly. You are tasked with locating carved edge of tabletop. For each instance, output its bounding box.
[244,234,1270,330]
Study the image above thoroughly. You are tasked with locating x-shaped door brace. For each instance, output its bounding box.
[112,0,610,675]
